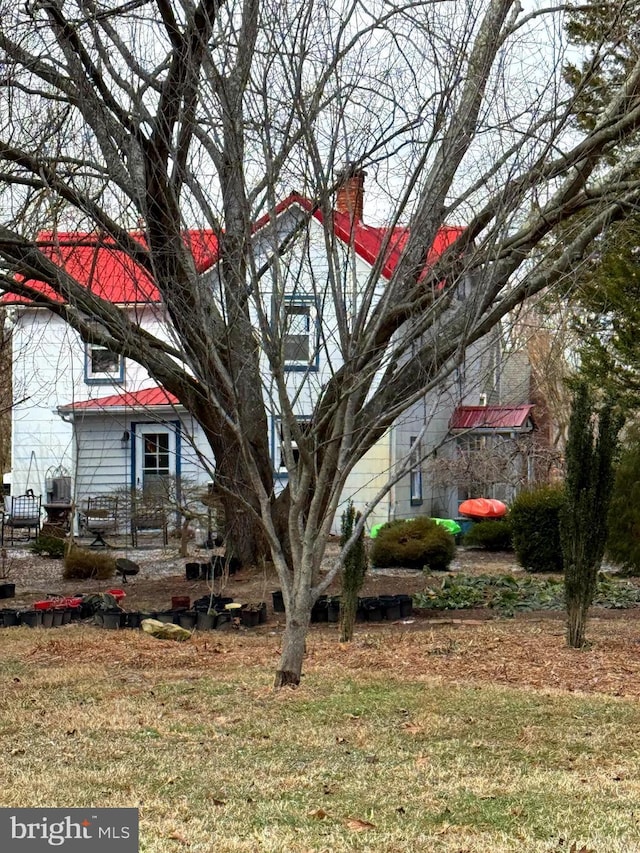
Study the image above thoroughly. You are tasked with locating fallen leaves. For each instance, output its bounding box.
[344,817,376,832]
[168,830,190,845]
[308,808,330,820]
[307,809,376,831]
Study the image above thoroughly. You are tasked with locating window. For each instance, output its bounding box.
[457,433,488,453]
[85,344,124,383]
[275,417,312,473]
[409,436,423,506]
[141,432,171,494]
[283,302,317,370]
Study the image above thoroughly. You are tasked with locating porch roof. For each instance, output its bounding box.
[58,386,180,414]
[449,404,534,431]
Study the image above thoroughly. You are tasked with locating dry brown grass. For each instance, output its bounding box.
[1,620,640,851]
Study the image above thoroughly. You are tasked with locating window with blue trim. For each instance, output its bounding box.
[275,416,312,473]
[283,302,317,370]
[85,344,124,383]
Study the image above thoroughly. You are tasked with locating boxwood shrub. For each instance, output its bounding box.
[510,485,565,573]
[370,517,456,571]
[463,518,513,551]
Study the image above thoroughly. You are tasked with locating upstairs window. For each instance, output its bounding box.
[85,344,124,383]
[275,416,312,473]
[282,301,318,370]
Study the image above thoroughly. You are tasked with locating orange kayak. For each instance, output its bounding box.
[458,498,507,519]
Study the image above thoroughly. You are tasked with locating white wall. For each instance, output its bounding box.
[10,304,176,498]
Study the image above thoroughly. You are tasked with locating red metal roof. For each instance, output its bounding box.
[449,404,534,431]
[2,230,219,306]
[2,196,463,305]
[59,387,179,413]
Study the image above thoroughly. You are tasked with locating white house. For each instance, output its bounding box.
[3,175,540,535]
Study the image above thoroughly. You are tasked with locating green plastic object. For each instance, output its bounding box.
[369,517,461,538]
[431,517,461,535]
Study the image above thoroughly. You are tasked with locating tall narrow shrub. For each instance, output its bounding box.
[605,427,640,575]
[339,502,368,643]
[561,383,622,648]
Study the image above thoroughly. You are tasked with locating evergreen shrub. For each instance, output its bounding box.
[30,535,66,559]
[510,485,565,573]
[370,517,456,571]
[606,431,640,575]
[463,518,513,551]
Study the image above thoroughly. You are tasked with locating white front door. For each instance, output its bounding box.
[134,426,176,495]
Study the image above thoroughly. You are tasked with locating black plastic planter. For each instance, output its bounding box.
[363,598,383,622]
[0,583,15,599]
[41,610,54,628]
[241,607,260,628]
[126,612,142,629]
[185,562,200,581]
[215,613,232,630]
[19,610,42,628]
[258,601,268,624]
[156,611,177,624]
[102,609,123,629]
[178,611,197,630]
[52,610,64,628]
[327,599,341,623]
[311,596,329,623]
[196,611,216,631]
[271,590,285,613]
[397,594,413,618]
[1,608,18,627]
[379,595,402,621]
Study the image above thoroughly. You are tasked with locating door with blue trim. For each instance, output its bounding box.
[135,426,175,495]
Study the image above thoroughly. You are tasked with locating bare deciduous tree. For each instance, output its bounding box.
[0,0,640,684]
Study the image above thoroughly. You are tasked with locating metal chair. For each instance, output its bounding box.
[130,493,169,547]
[2,491,42,544]
[85,496,119,547]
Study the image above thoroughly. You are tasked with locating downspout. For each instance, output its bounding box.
[387,421,396,523]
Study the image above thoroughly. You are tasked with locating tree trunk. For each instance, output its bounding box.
[566,599,588,648]
[274,608,310,688]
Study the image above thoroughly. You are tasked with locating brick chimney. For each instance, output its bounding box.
[335,165,366,222]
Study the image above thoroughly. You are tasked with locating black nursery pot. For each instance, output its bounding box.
[363,597,383,622]
[19,609,42,628]
[41,610,54,628]
[311,596,329,623]
[271,590,285,613]
[379,595,402,621]
[327,599,341,623]
[52,610,64,628]
[397,594,413,618]
[1,608,18,627]
[240,607,260,628]
[185,562,200,581]
[0,583,16,599]
[126,612,142,629]
[258,601,268,624]
[196,611,216,631]
[178,611,197,630]
[102,609,123,630]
